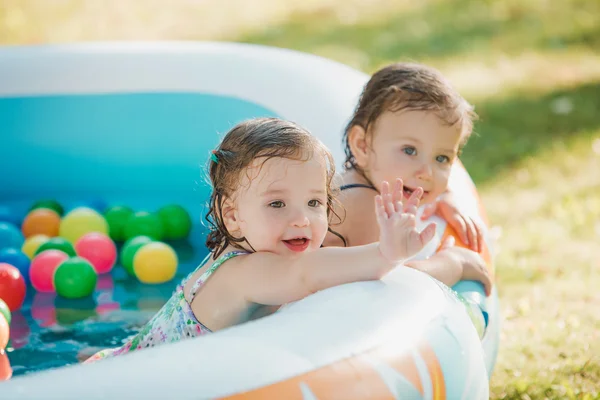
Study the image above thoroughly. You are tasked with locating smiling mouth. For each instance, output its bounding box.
[283,237,310,252]
[403,186,429,199]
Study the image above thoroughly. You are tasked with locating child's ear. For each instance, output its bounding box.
[348,125,370,168]
[221,197,241,237]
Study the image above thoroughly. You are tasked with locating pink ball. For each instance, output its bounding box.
[74,232,117,274]
[29,250,69,292]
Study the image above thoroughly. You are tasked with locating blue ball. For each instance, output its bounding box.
[0,222,24,249]
[0,205,24,227]
[0,248,31,286]
[67,199,108,214]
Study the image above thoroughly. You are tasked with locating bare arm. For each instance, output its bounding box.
[404,251,463,288]
[236,179,437,306]
[405,244,492,295]
[236,243,393,306]
[420,189,484,253]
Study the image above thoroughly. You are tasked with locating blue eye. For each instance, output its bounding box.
[403,147,416,156]
[269,201,285,208]
[436,155,450,163]
[308,199,323,207]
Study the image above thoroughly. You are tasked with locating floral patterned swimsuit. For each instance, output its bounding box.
[85,251,246,363]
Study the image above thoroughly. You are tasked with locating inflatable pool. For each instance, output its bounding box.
[0,42,499,399]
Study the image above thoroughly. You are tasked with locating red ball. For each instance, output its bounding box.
[74,232,117,274]
[29,250,69,292]
[0,263,26,311]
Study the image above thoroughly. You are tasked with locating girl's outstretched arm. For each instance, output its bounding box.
[405,236,493,296]
[234,242,391,306]
[234,179,436,306]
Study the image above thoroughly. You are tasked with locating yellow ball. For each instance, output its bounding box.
[59,207,108,243]
[133,242,178,284]
[21,234,50,259]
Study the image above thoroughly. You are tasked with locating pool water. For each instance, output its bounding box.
[6,224,210,377]
[0,91,280,377]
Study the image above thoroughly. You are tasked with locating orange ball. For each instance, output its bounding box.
[21,208,61,238]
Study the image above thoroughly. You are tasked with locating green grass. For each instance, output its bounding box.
[2,0,600,398]
[463,82,600,183]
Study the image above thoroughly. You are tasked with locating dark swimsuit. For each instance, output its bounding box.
[339,183,378,192]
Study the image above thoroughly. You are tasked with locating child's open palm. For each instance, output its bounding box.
[376,179,436,264]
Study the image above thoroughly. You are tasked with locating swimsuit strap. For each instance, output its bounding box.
[339,183,377,192]
[188,251,247,300]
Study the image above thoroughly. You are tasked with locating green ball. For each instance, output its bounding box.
[30,199,64,216]
[123,211,163,241]
[157,205,192,240]
[120,236,153,276]
[35,237,77,257]
[53,257,98,299]
[104,205,134,242]
[0,299,11,325]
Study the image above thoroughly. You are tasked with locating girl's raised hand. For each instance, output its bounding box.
[375,179,436,265]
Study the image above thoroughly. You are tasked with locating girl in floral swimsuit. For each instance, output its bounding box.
[86,117,436,362]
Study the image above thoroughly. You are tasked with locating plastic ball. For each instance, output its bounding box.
[123,211,163,241]
[53,257,97,299]
[0,223,24,250]
[75,232,117,274]
[157,205,192,240]
[0,299,10,325]
[29,250,69,292]
[21,208,61,238]
[0,314,8,350]
[22,234,50,259]
[30,199,64,216]
[0,205,23,227]
[35,237,76,257]
[68,199,107,214]
[133,242,178,284]
[104,205,134,242]
[0,248,31,286]
[59,207,109,244]
[0,263,26,311]
[120,236,153,276]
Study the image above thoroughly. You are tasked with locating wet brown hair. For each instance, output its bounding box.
[343,62,477,171]
[205,118,343,258]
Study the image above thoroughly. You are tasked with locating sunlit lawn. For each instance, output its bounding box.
[2,0,600,397]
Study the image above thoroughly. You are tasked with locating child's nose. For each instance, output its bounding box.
[290,210,310,227]
[416,162,433,181]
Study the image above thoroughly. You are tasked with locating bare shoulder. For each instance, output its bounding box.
[325,180,379,247]
[343,187,379,245]
[183,250,252,295]
[218,251,281,281]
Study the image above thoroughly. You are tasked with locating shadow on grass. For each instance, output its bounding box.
[461,82,600,184]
